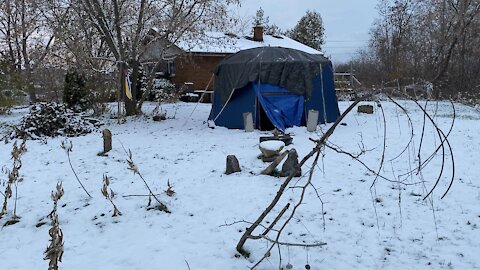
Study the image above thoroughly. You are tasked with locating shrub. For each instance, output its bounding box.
[0,89,25,112]
[135,65,148,101]
[0,95,15,113]
[63,70,89,112]
[149,78,177,101]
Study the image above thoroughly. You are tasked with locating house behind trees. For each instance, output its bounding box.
[141,26,324,94]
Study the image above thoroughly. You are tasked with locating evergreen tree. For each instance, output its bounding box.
[287,10,325,50]
[134,64,147,101]
[253,7,283,36]
[63,70,89,112]
[253,7,269,26]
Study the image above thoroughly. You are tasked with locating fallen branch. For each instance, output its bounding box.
[236,95,367,255]
[260,235,327,248]
[262,203,289,236]
[237,91,456,269]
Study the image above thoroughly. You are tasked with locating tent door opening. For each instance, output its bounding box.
[254,83,305,132]
[257,100,276,131]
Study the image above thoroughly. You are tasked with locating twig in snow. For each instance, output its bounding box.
[184,260,191,270]
[121,194,163,198]
[260,235,327,248]
[126,149,169,212]
[61,139,92,198]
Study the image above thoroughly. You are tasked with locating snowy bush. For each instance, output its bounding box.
[149,78,177,102]
[11,103,101,139]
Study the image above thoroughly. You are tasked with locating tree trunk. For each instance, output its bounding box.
[124,60,139,116]
[20,0,36,102]
[118,62,127,115]
[26,73,36,103]
[124,93,136,116]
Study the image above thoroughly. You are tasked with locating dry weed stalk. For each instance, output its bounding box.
[61,139,92,198]
[101,175,122,216]
[44,182,64,270]
[1,139,27,220]
[165,180,175,197]
[126,149,169,212]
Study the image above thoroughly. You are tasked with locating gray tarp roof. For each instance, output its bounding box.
[214,47,331,104]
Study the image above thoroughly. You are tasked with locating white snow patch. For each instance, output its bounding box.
[0,100,479,269]
[259,140,285,151]
[177,31,323,55]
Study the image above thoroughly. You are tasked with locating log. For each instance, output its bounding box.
[261,150,290,175]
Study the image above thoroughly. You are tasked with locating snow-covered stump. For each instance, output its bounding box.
[259,140,285,158]
[259,140,286,163]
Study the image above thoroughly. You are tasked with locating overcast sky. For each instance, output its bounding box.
[235,0,379,63]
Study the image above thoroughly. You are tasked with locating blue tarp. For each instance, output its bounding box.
[253,83,304,131]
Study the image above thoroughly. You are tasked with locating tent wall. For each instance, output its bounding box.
[305,63,340,124]
[208,84,256,129]
[209,82,306,131]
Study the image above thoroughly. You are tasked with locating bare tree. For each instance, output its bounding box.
[361,0,480,99]
[73,0,240,116]
[0,0,70,102]
[430,0,480,95]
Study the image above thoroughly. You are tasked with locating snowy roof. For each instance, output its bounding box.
[177,32,323,55]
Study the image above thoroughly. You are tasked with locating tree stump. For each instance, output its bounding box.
[281,148,301,177]
[225,155,241,175]
[358,105,374,114]
[153,113,166,121]
[102,129,112,153]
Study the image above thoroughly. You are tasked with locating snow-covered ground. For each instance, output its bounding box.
[0,100,479,270]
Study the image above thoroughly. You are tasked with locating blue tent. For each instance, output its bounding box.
[208,47,340,131]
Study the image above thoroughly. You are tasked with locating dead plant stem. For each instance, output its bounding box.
[66,150,92,198]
